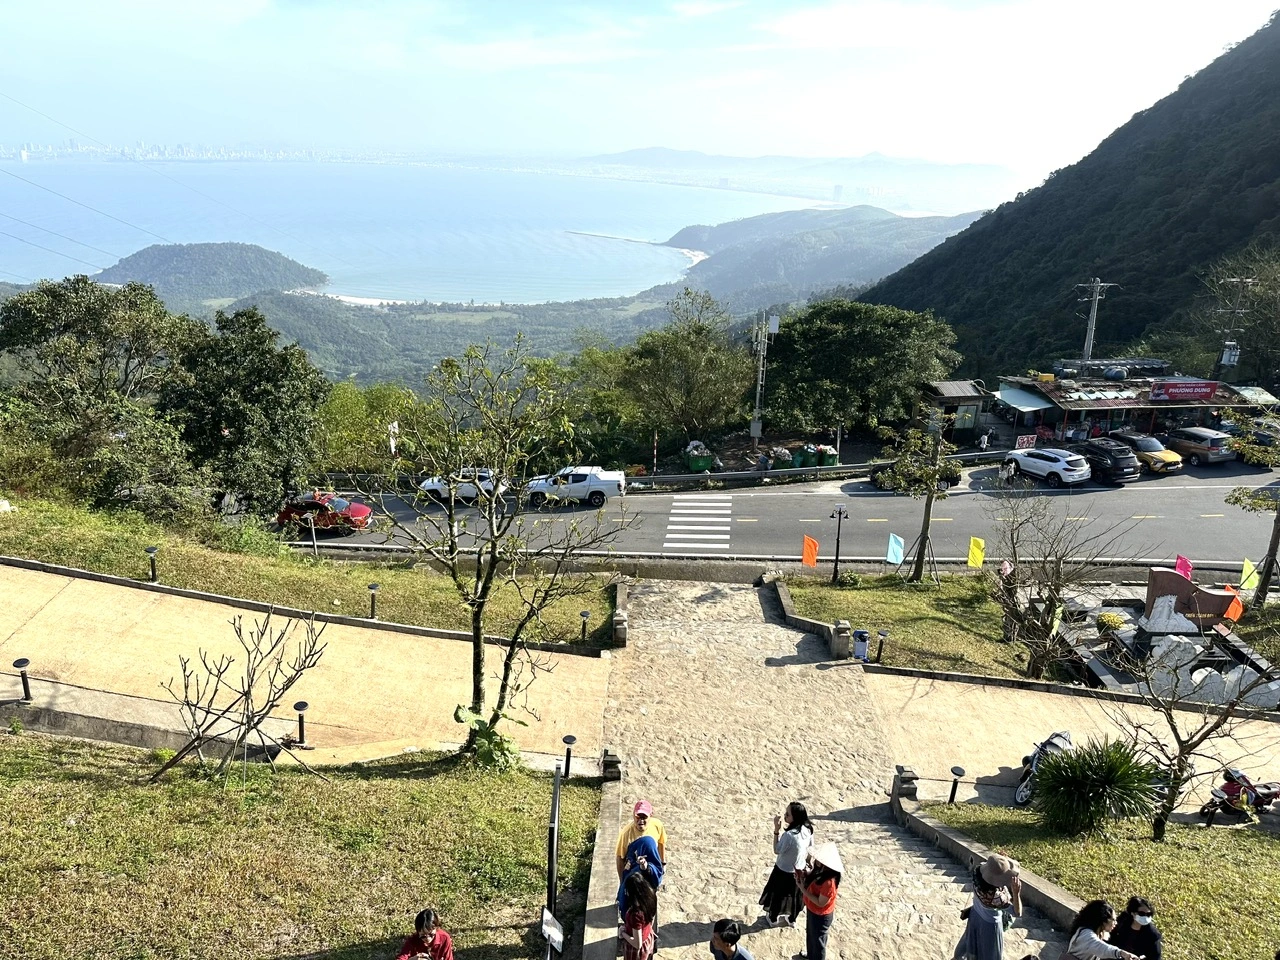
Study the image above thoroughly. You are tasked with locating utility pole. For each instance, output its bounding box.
[1210,277,1255,380]
[1076,278,1117,362]
[750,312,780,451]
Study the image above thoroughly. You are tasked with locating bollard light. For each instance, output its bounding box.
[13,658,32,703]
[949,765,966,804]
[368,582,381,620]
[876,629,889,663]
[579,609,590,644]
[145,545,159,583]
[293,700,313,750]
[563,734,577,779]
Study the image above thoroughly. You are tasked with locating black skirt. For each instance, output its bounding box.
[758,865,802,921]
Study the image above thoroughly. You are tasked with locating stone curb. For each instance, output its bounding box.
[0,554,608,659]
[581,775,623,960]
[889,767,1084,931]
[613,581,629,647]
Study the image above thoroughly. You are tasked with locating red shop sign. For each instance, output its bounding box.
[1149,379,1219,402]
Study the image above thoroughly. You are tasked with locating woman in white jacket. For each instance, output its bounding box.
[759,801,812,926]
[1065,901,1143,960]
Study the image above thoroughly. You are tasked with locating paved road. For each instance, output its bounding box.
[322,460,1278,564]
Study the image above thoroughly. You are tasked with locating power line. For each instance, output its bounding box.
[0,228,106,270]
[0,88,371,268]
[0,167,175,243]
[0,210,125,259]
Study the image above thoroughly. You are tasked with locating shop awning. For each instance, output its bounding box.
[996,386,1055,412]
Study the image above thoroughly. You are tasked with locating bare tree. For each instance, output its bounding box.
[983,481,1142,679]
[153,611,328,783]
[1097,636,1280,841]
[1222,409,1280,610]
[355,339,625,754]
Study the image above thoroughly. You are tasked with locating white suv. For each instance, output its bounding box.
[1003,448,1091,487]
[526,466,626,508]
[418,468,507,501]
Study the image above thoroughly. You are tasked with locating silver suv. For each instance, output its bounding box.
[1164,427,1234,465]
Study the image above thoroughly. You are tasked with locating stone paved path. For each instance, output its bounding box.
[603,580,1064,960]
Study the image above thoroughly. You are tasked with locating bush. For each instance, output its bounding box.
[1096,612,1126,633]
[1034,738,1156,835]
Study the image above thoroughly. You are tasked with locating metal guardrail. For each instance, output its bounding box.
[324,451,1009,496]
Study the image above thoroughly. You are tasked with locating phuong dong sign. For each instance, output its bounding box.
[1149,379,1219,403]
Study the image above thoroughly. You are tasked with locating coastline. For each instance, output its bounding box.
[566,230,710,267]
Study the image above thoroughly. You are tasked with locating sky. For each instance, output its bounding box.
[1,0,1277,184]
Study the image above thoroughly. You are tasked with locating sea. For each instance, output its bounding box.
[0,161,815,302]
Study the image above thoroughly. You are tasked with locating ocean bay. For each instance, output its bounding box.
[0,161,812,302]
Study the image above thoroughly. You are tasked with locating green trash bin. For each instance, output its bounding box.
[686,454,714,471]
[820,452,838,466]
[791,449,809,468]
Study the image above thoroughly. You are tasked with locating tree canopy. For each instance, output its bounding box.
[766,299,960,431]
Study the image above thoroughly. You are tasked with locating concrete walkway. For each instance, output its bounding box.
[603,580,1063,960]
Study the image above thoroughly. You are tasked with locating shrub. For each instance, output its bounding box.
[1034,738,1156,835]
[836,570,863,588]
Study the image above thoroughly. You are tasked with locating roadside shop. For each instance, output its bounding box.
[993,372,1278,442]
[920,380,988,443]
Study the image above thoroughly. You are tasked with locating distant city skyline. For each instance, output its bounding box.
[1,1,1277,190]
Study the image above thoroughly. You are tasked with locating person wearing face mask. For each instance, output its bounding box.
[1108,897,1162,960]
[1064,900,1142,960]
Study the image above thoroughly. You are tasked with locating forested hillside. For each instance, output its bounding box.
[861,13,1280,379]
[96,243,328,309]
[671,206,979,303]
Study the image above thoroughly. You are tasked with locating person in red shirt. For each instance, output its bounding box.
[799,842,843,960]
[397,908,455,960]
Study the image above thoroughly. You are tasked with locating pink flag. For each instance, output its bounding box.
[1174,555,1193,580]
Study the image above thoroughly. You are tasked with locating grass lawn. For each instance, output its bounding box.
[928,802,1280,960]
[1232,608,1280,665]
[786,574,1027,678]
[0,733,599,960]
[0,498,614,645]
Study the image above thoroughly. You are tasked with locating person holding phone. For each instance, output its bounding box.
[759,801,812,926]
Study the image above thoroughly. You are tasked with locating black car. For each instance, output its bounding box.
[1078,438,1141,483]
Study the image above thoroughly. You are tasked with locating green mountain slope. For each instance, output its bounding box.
[95,243,328,309]
[860,13,1280,379]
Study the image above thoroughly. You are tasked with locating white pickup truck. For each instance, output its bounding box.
[526,466,626,508]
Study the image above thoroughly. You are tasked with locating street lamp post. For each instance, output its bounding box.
[829,506,848,585]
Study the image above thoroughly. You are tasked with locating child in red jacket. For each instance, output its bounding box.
[397,909,455,960]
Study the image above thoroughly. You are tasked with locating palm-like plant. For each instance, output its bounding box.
[1033,738,1157,835]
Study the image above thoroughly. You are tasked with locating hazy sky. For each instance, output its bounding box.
[2,0,1276,183]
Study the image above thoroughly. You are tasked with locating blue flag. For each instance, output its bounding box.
[886,533,905,565]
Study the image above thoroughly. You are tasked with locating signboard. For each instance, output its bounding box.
[541,907,564,953]
[1015,434,1037,449]
[1149,379,1219,402]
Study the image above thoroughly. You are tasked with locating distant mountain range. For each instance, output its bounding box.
[665,205,980,303]
[581,147,1021,214]
[860,12,1280,379]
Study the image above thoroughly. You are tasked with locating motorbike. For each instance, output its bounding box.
[1014,731,1074,805]
[1198,768,1280,821]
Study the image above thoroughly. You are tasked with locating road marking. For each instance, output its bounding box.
[667,524,732,531]
[670,508,732,514]
[797,519,823,523]
[1067,517,1089,521]
[933,518,954,522]
[1131,515,1162,519]
[672,500,734,506]
[736,518,759,522]
[663,542,731,550]
[1200,513,1225,518]
[664,533,731,540]
[865,518,889,522]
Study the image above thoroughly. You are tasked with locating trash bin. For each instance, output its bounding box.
[853,630,870,660]
[820,452,839,466]
[686,454,714,471]
[791,449,809,468]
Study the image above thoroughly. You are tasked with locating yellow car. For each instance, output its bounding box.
[1108,431,1183,473]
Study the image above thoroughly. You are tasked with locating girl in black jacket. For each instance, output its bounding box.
[1109,896,1163,960]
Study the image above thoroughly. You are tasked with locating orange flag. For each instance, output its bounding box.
[801,535,819,567]
[1223,583,1244,623]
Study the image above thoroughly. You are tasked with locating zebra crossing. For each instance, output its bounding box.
[663,493,733,551]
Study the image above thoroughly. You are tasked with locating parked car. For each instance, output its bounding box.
[526,466,626,508]
[1163,426,1235,465]
[1002,448,1092,487]
[1076,438,1141,484]
[1219,418,1280,450]
[869,457,962,491]
[276,492,373,532]
[1107,430,1183,474]
[417,468,507,501]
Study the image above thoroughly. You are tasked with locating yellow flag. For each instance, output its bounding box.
[967,536,986,568]
[1242,558,1259,590]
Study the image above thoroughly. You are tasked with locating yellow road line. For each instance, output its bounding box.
[797,519,822,523]
[933,518,954,522]
[866,518,889,522]
[735,518,759,522]
[1200,513,1225,518]
[1131,515,1161,519]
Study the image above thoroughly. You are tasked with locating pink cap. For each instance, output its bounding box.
[633,800,653,817]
